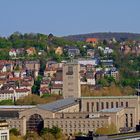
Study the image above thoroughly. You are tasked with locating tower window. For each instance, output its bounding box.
[66,66,73,75]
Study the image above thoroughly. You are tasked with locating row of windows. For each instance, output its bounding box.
[46,122,103,129]
[87,101,129,112]
[125,113,133,127]
[47,120,100,124]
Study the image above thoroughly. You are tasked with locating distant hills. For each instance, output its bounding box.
[63,32,140,41]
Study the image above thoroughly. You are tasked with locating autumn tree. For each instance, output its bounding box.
[96,123,117,135]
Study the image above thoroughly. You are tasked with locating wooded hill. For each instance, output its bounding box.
[64,32,140,41]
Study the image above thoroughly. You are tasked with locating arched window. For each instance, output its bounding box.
[27,114,44,132]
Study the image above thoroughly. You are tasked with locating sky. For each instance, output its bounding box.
[0,0,140,37]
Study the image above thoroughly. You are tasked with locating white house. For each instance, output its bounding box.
[9,49,17,57]
[14,88,30,100]
[104,47,113,54]
[78,59,98,66]
[0,88,30,101]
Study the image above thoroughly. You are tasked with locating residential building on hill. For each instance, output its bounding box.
[0,62,138,137]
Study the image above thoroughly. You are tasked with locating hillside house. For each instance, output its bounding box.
[9,49,17,57]
[86,38,98,44]
[55,47,63,55]
[26,47,36,56]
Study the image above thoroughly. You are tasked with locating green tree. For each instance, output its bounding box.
[41,132,55,140]
[0,50,9,60]
[10,128,20,136]
[41,126,64,140]
[24,131,42,140]
[0,100,13,105]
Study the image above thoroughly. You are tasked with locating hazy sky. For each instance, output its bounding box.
[0,0,140,36]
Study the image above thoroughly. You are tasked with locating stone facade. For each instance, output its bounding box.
[81,96,139,130]
[1,61,140,136]
[0,120,9,140]
[4,95,140,136]
[63,62,81,98]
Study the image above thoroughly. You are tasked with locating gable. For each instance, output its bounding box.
[19,107,54,120]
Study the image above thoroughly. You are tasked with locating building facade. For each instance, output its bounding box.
[63,62,81,98]
[0,120,9,140]
[0,62,140,136]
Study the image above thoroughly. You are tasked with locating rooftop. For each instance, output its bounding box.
[0,105,35,109]
[37,98,79,112]
[99,107,124,113]
[81,96,138,99]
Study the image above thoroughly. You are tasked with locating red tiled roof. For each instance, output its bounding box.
[0,60,14,65]
[86,38,98,43]
[10,49,16,52]
[0,65,4,70]
[15,88,30,92]
[9,77,22,81]
[40,87,50,93]
[20,82,32,87]
[0,90,14,94]
[0,72,8,77]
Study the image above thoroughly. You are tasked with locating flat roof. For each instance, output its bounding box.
[37,98,79,112]
[81,96,138,99]
[0,105,36,109]
[99,107,124,113]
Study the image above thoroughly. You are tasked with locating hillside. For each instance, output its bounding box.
[64,32,140,41]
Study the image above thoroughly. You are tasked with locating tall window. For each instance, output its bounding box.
[125,114,128,127]
[67,66,73,75]
[121,102,123,107]
[91,102,94,112]
[130,114,133,127]
[126,102,128,107]
[96,102,99,111]
[111,102,114,108]
[87,102,89,112]
[101,102,104,109]
[116,102,118,108]
[106,102,109,109]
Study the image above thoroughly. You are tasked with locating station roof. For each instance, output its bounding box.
[81,96,138,99]
[0,105,35,109]
[99,107,124,113]
[37,98,79,112]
